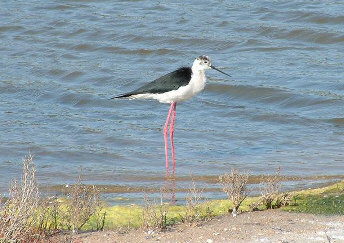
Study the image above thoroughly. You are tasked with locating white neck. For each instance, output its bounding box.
[190,67,206,94]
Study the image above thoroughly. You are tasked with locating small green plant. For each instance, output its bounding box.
[219,169,249,216]
[35,196,60,235]
[91,209,106,231]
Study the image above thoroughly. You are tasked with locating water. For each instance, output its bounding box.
[1,0,344,202]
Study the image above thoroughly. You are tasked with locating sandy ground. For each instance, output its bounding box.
[70,210,344,243]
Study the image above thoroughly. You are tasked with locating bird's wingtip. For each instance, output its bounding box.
[110,93,131,100]
[110,95,121,100]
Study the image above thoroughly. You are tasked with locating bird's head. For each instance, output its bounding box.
[193,55,212,71]
[192,55,231,77]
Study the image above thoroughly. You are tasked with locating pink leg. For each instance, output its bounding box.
[163,103,174,173]
[169,102,177,173]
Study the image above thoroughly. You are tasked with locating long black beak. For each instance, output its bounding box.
[211,65,231,77]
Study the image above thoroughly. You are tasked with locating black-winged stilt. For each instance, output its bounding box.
[113,56,230,175]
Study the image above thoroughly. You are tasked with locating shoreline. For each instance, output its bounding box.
[42,174,344,195]
[55,179,344,242]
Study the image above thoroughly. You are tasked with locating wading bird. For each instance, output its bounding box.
[113,56,231,175]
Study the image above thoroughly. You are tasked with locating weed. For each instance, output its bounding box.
[183,180,204,224]
[0,154,40,242]
[260,167,282,209]
[141,193,168,231]
[248,200,262,212]
[35,196,60,235]
[61,170,103,233]
[275,192,292,208]
[219,169,249,216]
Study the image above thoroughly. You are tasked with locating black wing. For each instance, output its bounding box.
[114,67,192,98]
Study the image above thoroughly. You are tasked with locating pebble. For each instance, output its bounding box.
[146,230,155,235]
[206,239,213,243]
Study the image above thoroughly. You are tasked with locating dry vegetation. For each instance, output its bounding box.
[0,154,40,242]
[141,193,168,231]
[141,179,214,235]
[183,180,211,224]
[219,169,249,216]
[260,167,291,209]
[0,154,103,242]
[61,171,104,233]
[260,167,282,209]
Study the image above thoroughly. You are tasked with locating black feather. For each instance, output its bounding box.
[113,67,192,99]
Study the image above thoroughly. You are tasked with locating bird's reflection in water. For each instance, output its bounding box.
[163,170,176,204]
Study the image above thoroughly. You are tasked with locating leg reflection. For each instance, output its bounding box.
[163,170,176,204]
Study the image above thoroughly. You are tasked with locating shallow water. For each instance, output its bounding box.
[1,0,344,203]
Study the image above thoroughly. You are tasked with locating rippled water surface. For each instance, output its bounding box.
[1,0,344,202]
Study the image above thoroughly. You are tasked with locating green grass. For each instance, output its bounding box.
[283,194,344,215]
[282,180,344,215]
[82,196,265,230]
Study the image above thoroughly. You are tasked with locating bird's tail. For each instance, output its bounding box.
[110,93,133,99]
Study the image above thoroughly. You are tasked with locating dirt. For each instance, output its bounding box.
[69,210,344,243]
